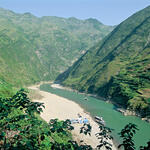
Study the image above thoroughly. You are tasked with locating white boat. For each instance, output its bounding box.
[94,116,105,125]
[84,97,88,100]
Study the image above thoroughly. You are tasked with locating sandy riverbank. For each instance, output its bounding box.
[28,84,116,149]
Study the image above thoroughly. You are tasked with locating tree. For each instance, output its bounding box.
[118,123,138,150]
[96,124,113,150]
[0,89,46,149]
[140,141,150,150]
[1,89,150,150]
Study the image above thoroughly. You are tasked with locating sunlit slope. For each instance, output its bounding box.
[57,6,150,117]
[0,8,114,86]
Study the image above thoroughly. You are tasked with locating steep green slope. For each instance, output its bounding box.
[0,24,48,86]
[0,8,113,87]
[57,6,150,117]
[0,79,15,98]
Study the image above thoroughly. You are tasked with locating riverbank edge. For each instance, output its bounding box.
[41,83,122,148]
[51,82,150,123]
[28,82,118,149]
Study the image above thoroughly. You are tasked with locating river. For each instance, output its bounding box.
[40,84,150,149]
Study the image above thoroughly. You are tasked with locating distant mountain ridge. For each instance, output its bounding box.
[57,6,150,118]
[0,7,114,87]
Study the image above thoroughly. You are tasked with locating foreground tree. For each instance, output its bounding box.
[0,89,150,150]
[140,141,150,150]
[96,125,113,150]
[118,123,138,150]
[0,89,92,149]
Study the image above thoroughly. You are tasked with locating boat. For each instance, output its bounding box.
[94,116,105,125]
[84,97,88,100]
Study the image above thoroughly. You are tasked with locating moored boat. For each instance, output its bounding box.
[94,116,105,125]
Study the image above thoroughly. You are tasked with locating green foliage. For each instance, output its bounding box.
[140,141,150,150]
[0,79,15,98]
[117,123,150,150]
[0,89,76,149]
[58,6,150,117]
[0,89,48,149]
[0,7,114,87]
[1,88,150,149]
[49,119,74,135]
[118,123,138,150]
[80,123,92,136]
[96,124,113,150]
[0,89,101,150]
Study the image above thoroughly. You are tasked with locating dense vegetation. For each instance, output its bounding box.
[0,5,149,150]
[0,7,113,88]
[1,89,149,150]
[0,89,83,149]
[0,79,15,98]
[57,6,150,118]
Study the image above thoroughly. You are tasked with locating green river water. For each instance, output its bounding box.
[40,84,150,149]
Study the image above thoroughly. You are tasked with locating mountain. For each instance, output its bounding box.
[0,79,15,97]
[0,8,114,87]
[57,6,150,117]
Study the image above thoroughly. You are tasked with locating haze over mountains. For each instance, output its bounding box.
[0,7,114,88]
[57,6,150,118]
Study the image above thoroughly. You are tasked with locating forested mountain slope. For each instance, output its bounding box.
[57,6,150,117]
[0,8,114,86]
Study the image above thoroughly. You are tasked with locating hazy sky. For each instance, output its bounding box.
[0,0,149,25]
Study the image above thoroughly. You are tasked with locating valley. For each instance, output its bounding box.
[0,4,150,150]
[0,7,114,87]
[57,6,150,119]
